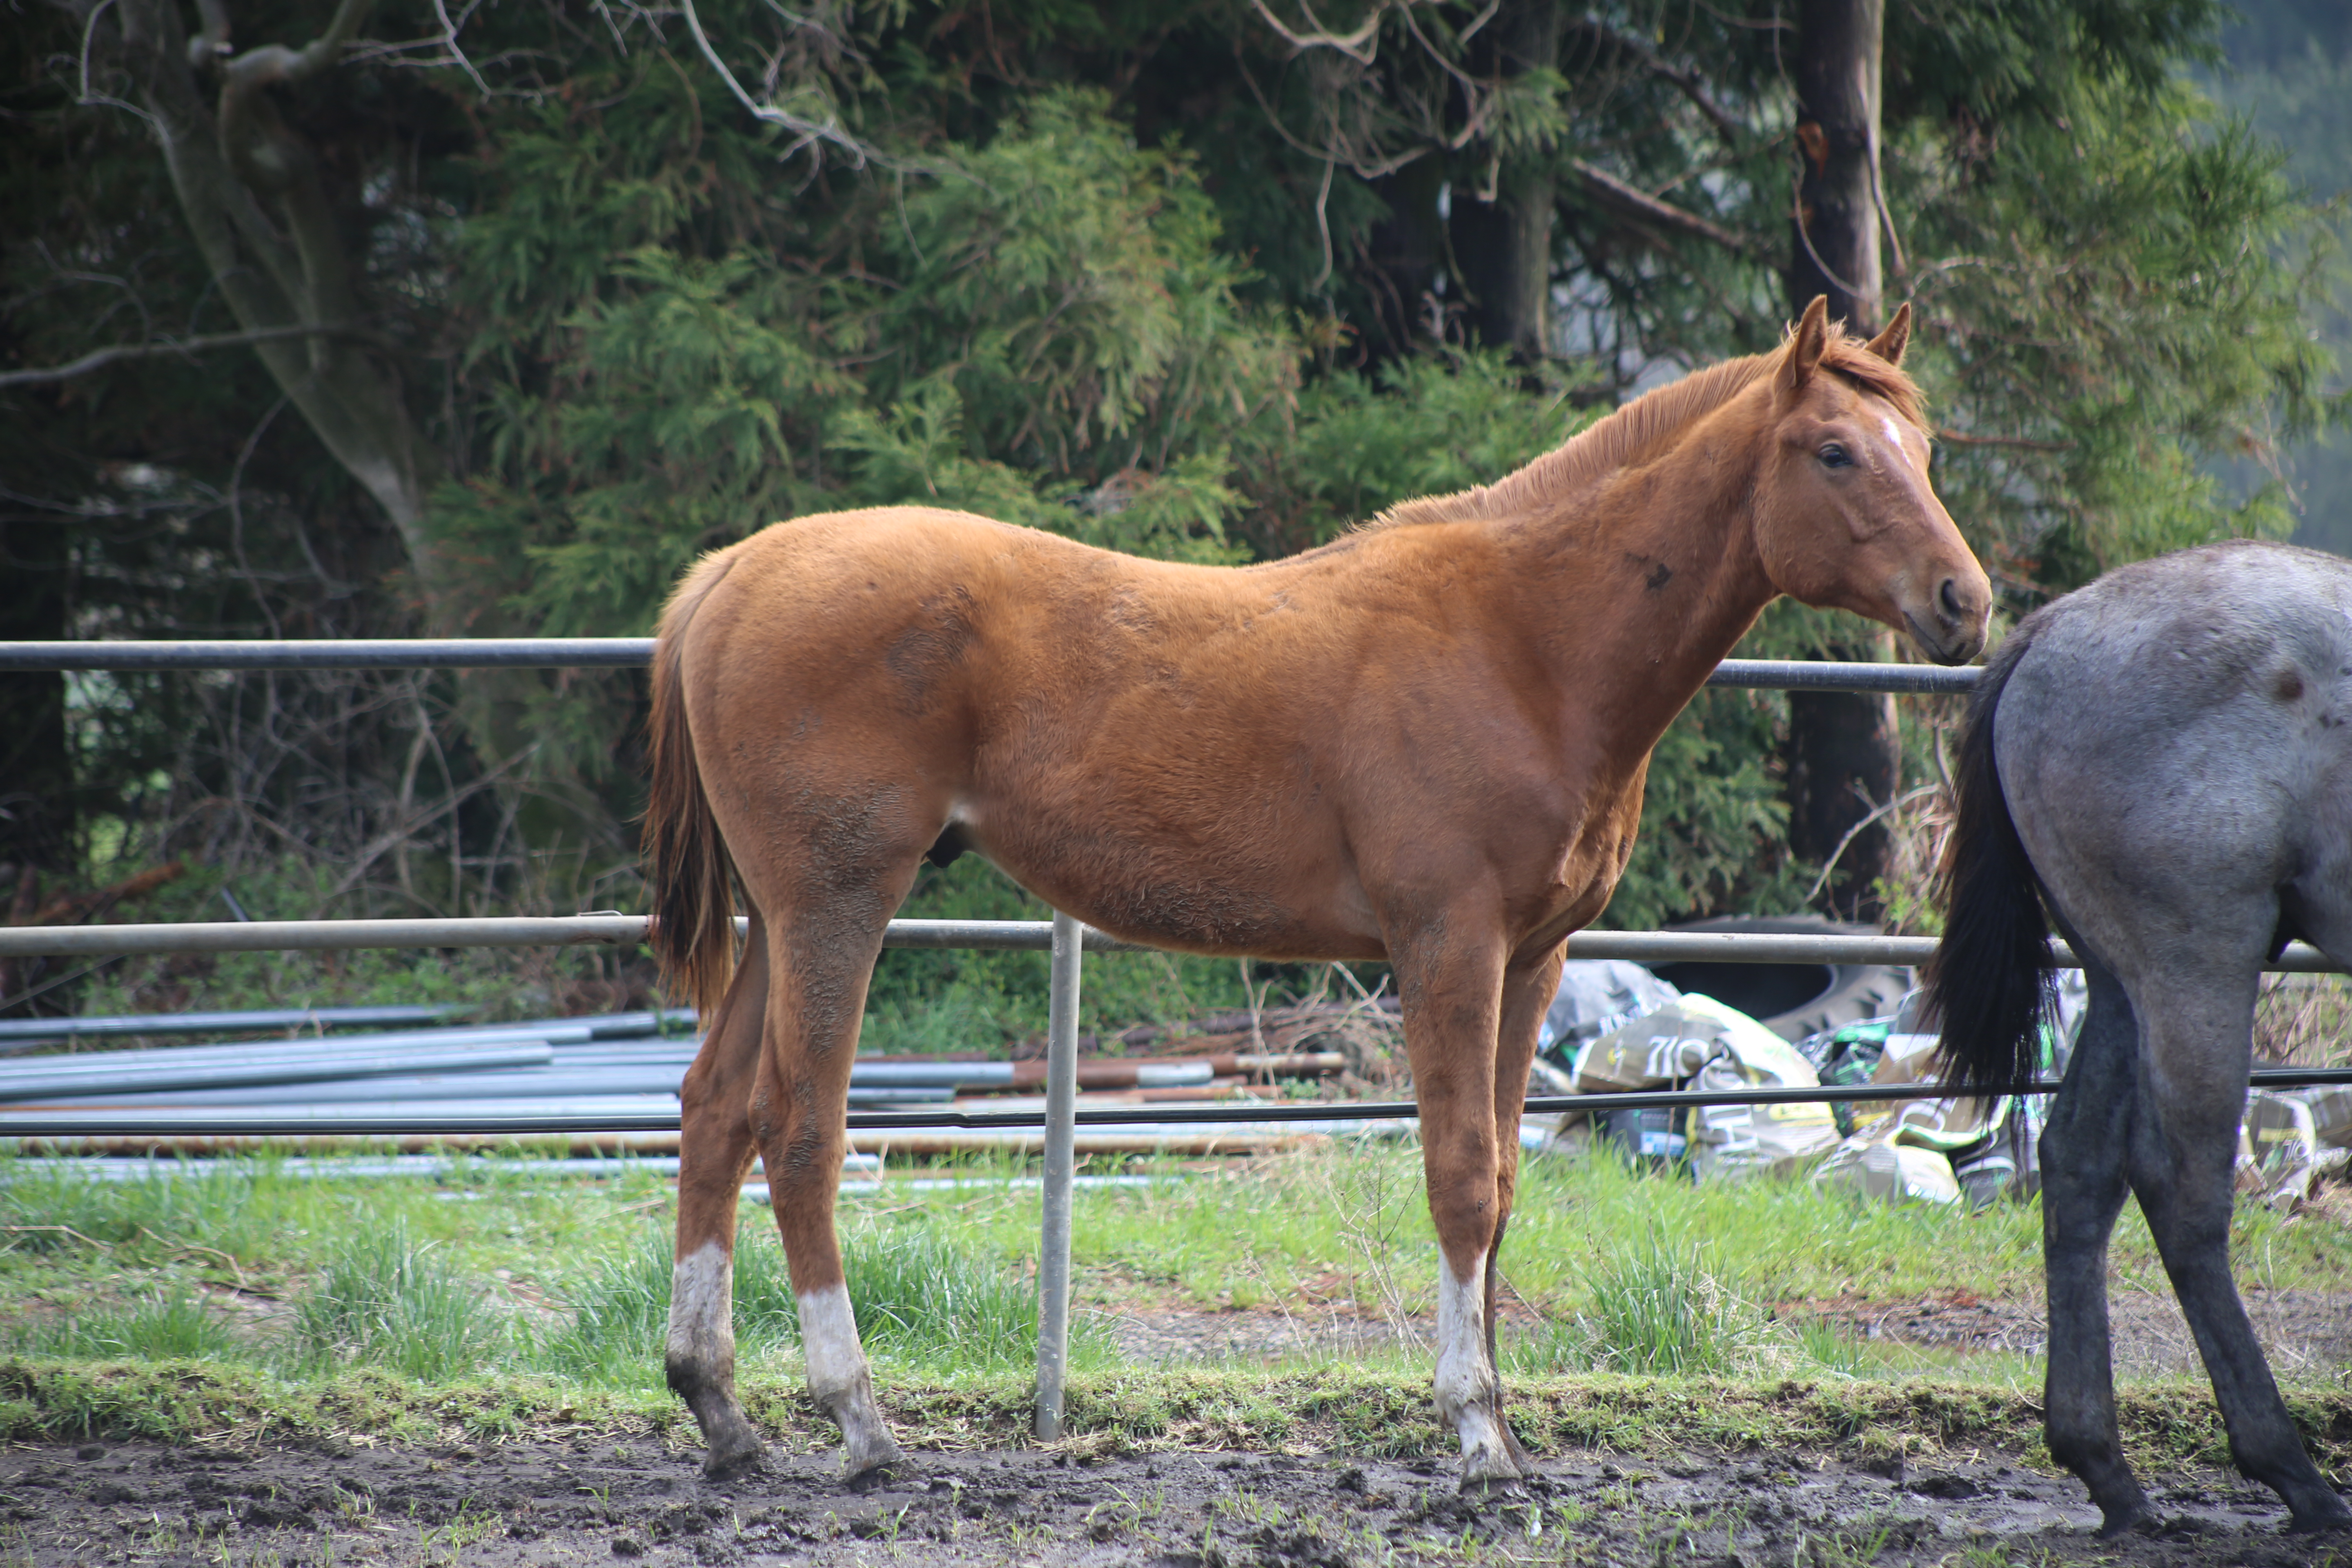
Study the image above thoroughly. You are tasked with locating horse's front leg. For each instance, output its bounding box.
[1476,944,1564,1472]
[666,924,771,1478]
[1392,913,1523,1486]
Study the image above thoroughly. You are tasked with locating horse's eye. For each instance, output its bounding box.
[1818,443,1853,468]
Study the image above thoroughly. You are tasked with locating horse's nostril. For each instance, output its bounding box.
[1939,576,1966,624]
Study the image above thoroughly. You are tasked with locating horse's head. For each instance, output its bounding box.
[1751,297,1990,666]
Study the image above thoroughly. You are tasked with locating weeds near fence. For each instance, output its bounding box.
[540,1217,1109,1388]
[9,1140,2352,1418]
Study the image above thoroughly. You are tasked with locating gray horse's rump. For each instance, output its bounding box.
[2001,540,2352,988]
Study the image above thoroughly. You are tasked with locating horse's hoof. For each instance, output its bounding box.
[2286,1504,2352,1535]
[842,1457,905,1492]
[2093,1506,2157,1540]
[1458,1446,1529,1492]
[1457,1474,1530,1501]
[702,1441,770,1482]
[842,1433,905,1483]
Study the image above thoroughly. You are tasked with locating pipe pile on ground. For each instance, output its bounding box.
[0,1010,1349,1155]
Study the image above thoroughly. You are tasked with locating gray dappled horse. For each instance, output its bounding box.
[1930,539,2352,1535]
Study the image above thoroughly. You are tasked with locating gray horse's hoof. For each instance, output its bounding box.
[842,1431,905,1483]
[2286,1503,2352,1535]
[842,1457,906,1492]
[1458,1448,1530,1491]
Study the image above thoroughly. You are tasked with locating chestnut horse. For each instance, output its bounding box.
[644,298,1990,1486]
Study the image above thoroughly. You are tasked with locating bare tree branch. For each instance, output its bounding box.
[1564,18,1747,145]
[0,322,361,390]
[1570,160,1748,253]
[677,0,878,168]
[1250,0,1386,64]
[216,0,371,91]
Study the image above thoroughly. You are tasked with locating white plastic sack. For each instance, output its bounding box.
[1540,960,1682,1057]
[1571,993,1840,1181]
[1815,1139,1965,1205]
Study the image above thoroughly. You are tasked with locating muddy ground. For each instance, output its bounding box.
[5,1436,2348,1568]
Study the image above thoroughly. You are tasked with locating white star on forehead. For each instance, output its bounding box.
[1880,415,1907,453]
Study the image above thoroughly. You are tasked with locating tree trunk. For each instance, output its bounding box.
[0,521,72,878]
[1786,0,1899,924]
[1450,0,1564,360]
[1789,0,1883,331]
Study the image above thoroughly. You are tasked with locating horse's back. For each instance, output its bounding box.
[1996,541,2352,974]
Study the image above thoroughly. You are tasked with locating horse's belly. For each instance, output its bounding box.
[958,808,1385,961]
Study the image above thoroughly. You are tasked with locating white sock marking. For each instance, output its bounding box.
[666,1241,735,1372]
[1434,1252,1508,1466]
[797,1283,869,1404]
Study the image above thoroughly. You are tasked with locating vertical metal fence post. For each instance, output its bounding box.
[1034,909,1082,1440]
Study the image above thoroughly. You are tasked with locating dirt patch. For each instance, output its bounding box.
[0,1437,2337,1567]
[1797,1287,2352,1376]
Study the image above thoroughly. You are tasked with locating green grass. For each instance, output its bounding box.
[537,1217,1113,1388]
[1535,1226,1780,1377]
[9,1287,243,1363]
[6,1138,2352,1440]
[292,1219,514,1380]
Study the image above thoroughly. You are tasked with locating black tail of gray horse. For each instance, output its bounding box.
[1927,619,2056,1096]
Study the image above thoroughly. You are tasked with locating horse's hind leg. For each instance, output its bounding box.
[667,926,772,1477]
[2038,958,2151,1535]
[750,894,908,1479]
[2125,960,2350,1531]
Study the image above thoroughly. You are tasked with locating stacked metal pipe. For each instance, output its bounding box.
[0,1005,1346,1142]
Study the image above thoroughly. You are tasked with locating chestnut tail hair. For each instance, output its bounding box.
[642,587,739,1019]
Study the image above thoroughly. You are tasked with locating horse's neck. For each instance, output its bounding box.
[1501,419,1778,754]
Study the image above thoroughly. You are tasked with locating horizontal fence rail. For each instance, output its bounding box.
[0,639,660,670]
[0,916,2340,975]
[0,641,1979,694]
[9,1069,2352,1140]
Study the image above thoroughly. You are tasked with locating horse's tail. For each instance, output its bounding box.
[1926,616,2056,1098]
[643,553,741,1019]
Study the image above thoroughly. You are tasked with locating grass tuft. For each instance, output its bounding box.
[541,1218,1110,1386]
[1509,1227,1782,1378]
[9,1288,243,1363]
[293,1219,509,1381]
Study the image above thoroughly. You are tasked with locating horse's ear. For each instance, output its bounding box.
[1784,296,1831,394]
[1864,302,1912,367]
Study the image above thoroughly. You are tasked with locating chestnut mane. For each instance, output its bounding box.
[1372,328,1926,532]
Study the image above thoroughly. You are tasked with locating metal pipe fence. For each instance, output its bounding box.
[0,640,1979,693]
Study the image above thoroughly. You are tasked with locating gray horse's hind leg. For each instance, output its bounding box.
[2038,960,2151,1536]
[2125,962,2351,1531]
